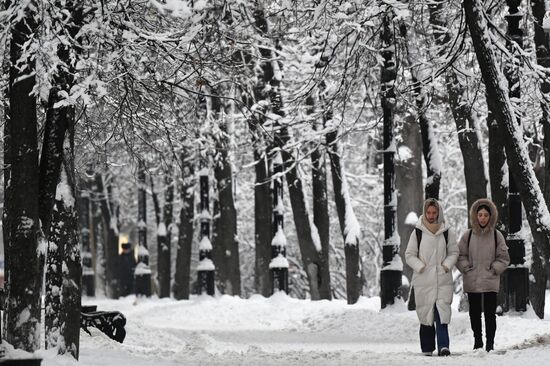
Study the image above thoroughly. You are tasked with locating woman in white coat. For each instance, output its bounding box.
[405,198,459,356]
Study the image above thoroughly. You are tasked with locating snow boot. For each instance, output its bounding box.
[474,337,483,350]
[438,347,451,356]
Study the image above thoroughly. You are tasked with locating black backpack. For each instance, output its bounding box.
[415,228,449,251]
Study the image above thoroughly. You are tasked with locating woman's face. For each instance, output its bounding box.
[477,208,490,227]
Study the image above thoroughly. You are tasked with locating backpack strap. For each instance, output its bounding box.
[415,228,422,251]
[467,229,473,248]
[443,230,449,245]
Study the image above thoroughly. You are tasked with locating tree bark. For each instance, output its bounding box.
[250,7,275,296]
[281,147,326,300]
[429,0,487,209]
[464,0,550,318]
[402,21,442,200]
[309,96,331,300]
[136,160,151,296]
[174,149,195,300]
[325,128,362,304]
[5,0,42,351]
[487,97,508,233]
[49,165,81,358]
[395,115,423,297]
[211,93,241,296]
[529,0,550,319]
[152,172,174,298]
[79,172,95,296]
[93,172,119,298]
[380,7,402,309]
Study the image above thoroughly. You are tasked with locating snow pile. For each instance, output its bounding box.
[8,292,550,365]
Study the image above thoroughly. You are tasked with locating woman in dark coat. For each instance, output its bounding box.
[456,199,510,352]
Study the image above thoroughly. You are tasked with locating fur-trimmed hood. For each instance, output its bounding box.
[469,198,498,235]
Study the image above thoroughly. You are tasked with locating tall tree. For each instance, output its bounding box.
[174,147,195,300]
[380,6,402,309]
[309,96,331,300]
[135,160,152,296]
[4,0,42,351]
[93,171,120,298]
[322,84,362,304]
[247,8,274,297]
[529,0,550,319]
[80,171,95,296]
[211,93,241,296]
[464,0,550,319]
[402,21,442,200]
[428,0,487,209]
[151,170,174,298]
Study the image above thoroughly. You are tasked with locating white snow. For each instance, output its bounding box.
[134,262,151,275]
[199,236,212,251]
[197,258,215,271]
[381,253,403,271]
[157,222,167,237]
[404,212,418,226]
[269,254,289,269]
[15,292,550,365]
[55,173,75,208]
[341,164,361,246]
[271,226,287,247]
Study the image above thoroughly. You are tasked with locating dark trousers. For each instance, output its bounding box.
[468,292,497,347]
[420,306,449,352]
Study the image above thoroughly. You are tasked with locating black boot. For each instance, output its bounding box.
[474,337,483,350]
[486,341,494,352]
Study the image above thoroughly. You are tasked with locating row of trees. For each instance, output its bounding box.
[4,0,550,358]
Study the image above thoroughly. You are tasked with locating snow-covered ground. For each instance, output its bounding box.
[9,292,550,365]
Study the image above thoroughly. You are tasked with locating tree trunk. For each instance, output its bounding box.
[79,172,95,296]
[136,160,151,296]
[212,95,241,296]
[151,172,174,298]
[529,0,550,320]
[250,7,275,296]
[395,115,423,300]
[253,152,272,296]
[380,7,402,309]
[309,96,331,300]
[402,21,442,200]
[174,149,195,300]
[280,147,325,300]
[161,174,174,298]
[325,129,362,304]
[52,165,81,358]
[429,0,487,209]
[93,172,119,298]
[487,97,508,233]
[5,0,42,351]
[464,0,550,317]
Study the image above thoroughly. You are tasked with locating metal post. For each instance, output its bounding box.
[197,168,215,295]
[270,152,288,294]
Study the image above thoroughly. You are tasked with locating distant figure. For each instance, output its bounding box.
[118,242,136,297]
[456,199,510,352]
[405,198,459,357]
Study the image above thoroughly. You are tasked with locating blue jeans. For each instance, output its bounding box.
[419,305,450,352]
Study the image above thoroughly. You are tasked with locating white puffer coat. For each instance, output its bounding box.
[405,200,459,326]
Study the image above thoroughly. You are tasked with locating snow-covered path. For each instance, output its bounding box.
[28,292,550,365]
